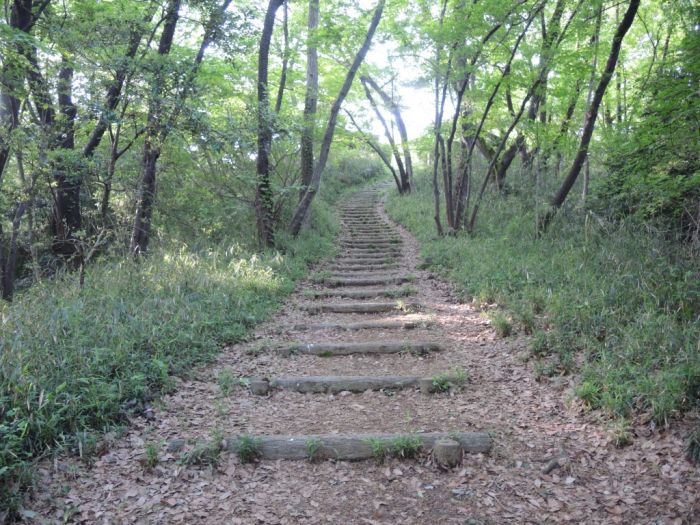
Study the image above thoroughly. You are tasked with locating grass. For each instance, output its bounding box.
[235,435,263,463]
[431,368,469,392]
[142,442,160,470]
[306,438,322,461]
[0,200,338,514]
[386,173,700,426]
[365,434,424,462]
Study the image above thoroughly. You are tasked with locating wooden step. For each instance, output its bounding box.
[277,340,440,356]
[225,432,492,460]
[324,276,412,287]
[295,319,429,331]
[303,301,420,314]
[251,375,421,394]
[306,288,415,299]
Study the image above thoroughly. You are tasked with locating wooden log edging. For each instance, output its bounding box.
[303,301,420,314]
[324,276,413,287]
[306,288,416,299]
[294,319,429,331]
[253,375,422,394]
[225,432,492,460]
[276,340,441,356]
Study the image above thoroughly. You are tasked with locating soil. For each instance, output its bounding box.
[23,188,699,524]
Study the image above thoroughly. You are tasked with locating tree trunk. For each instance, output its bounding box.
[275,0,289,114]
[130,0,181,255]
[361,77,407,191]
[289,0,385,236]
[454,6,541,229]
[255,0,284,248]
[51,58,81,256]
[541,0,640,232]
[361,75,413,192]
[582,4,603,200]
[300,0,319,200]
[130,0,230,255]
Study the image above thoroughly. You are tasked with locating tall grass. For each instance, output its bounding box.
[386,174,700,425]
[0,200,338,514]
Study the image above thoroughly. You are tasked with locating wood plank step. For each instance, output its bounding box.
[294,319,429,331]
[306,288,416,299]
[276,340,440,356]
[303,301,420,314]
[225,432,492,460]
[324,276,412,287]
[253,375,421,394]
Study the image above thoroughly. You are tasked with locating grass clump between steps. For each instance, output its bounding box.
[386,173,700,426]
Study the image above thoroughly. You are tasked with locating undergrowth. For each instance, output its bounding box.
[386,174,700,426]
[0,200,338,514]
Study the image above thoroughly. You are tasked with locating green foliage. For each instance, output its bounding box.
[387,173,700,425]
[180,439,222,468]
[686,425,700,464]
[591,20,700,240]
[366,438,389,462]
[142,442,160,470]
[489,311,512,337]
[432,368,468,392]
[235,435,263,464]
[306,438,322,461]
[0,201,336,513]
[390,435,423,459]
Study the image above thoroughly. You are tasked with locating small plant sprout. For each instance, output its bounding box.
[306,438,322,461]
[490,311,512,337]
[217,368,235,395]
[366,438,389,462]
[391,435,423,459]
[142,442,160,469]
[236,435,263,463]
[431,368,469,392]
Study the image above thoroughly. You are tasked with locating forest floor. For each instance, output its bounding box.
[24,187,698,524]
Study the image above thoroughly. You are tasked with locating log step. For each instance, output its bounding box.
[253,375,421,394]
[306,288,416,299]
[294,319,429,331]
[324,276,413,287]
[276,340,440,356]
[225,432,492,460]
[303,301,420,314]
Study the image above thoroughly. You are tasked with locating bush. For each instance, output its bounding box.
[387,173,700,424]
[0,199,337,514]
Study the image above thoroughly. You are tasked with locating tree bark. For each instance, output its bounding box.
[361,75,412,192]
[360,77,407,191]
[299,0,319,199]
[582,4,602,200]
[130,0,231,255]
[255,0,284,248]
[289,0,385,236]
[454,5,541,229]
[130,0,181,255]
[274,0,289,114]
[541,0,640,232]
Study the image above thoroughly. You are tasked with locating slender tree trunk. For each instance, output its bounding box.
[582,3,602,200]
[255,0,284,248]
[361,77,407,191]
[454,5,541,229]
[299,0,318,200]
[274,0,289,114]
[361,76,413,192]
[130,0,181,255]
[344,109,401,192]
[130,0,230,255]
[0,202,27,301]
[290,0,385,236]
[541,0,640,232]
[51,58,81,256]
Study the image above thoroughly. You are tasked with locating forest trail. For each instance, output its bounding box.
[27,187,697,524]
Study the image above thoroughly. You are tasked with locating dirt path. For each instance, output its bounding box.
[26,187,698,524]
